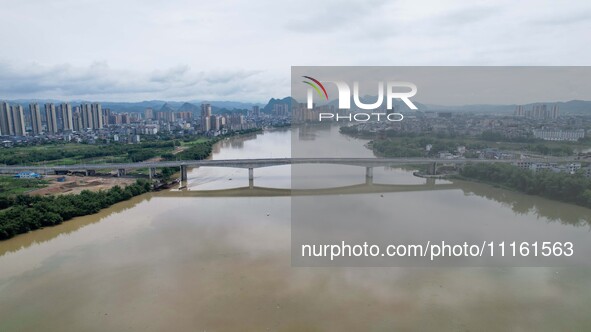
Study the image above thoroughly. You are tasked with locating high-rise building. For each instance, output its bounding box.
[550,105,560,119]
[80,104,93,129]
[11,105,26,136]
[91,103,103,129]
[273,103,288,116]
[44,103,58,134]
[252,105,260,117]
[228,113,246,130]
[0,101,14,136]
[515,104,560,120]
[72,109,83,132]
[145,108,154,121]
[120,113,131,124]
[201,103,212,118]
[59,103,73,132]
[532,104,546,119]
[29,103,43,135]
[210,114,220,131]
[201,103,212,132]
[102,108,111,125]
[157,111,175,123]
[176,112,192,121]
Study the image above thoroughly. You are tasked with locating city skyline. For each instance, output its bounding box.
[0,99,258,138]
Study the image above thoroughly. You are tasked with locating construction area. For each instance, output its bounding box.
[27,175,136,196]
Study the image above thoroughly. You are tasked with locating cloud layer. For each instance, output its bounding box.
[1,0,590,102]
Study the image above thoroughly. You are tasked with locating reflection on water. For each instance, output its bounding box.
[185,129,291,190]
[0,125,590,331]
[458,180,591,227]
[0,194,150,258]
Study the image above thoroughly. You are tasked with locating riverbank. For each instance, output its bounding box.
[0,128,266,241]
[340,126,582,158]
[3,126,591,331]
[412,171,450,179]
[0,179,152,240]
[27,175,136,196]
[457,162,591,209]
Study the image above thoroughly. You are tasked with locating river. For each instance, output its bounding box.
[1,125,590,331]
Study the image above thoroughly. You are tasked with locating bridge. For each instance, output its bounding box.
[0,157,571,187]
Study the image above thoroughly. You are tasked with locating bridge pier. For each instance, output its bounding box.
[365,167,373,185]
[180,165,188,182]
[117,169,126,177]
[429,162,438,175]
[148,167,156,180]
[248,168,254,189]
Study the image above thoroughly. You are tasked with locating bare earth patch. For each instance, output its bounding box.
[29,175,136,196]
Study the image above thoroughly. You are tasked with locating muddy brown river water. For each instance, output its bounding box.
[1,126,590,331]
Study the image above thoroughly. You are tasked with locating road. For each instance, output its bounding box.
[0,157,576,174]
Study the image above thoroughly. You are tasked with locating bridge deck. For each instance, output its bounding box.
[0,157,571,173]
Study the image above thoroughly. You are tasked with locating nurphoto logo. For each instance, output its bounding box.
[302,76,418,122]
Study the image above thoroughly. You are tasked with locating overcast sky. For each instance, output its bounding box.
[1,0,590,103]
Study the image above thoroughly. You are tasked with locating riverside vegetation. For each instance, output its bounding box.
[340,126,591,208]
[0,128,263,240]
[459,163,591,208]
[340,127,578,158]
[0,179,152,240]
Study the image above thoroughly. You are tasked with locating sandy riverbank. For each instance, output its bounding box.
[28,175,136,196]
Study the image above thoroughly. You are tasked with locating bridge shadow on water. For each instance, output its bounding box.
[4,179,591,257]
[156,180,459,197]
[157,179,591,228]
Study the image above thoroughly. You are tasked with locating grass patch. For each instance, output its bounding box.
[0,176,50,197]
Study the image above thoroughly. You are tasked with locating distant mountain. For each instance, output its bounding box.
[317,95,591,115]
[526,100,591,114]
[191,100,263,110]
[159,103,176,113]
[177,102,199,113]
[4,97,590,115]
[0,99,261,113]
[422,103,514,114]
[423,100,591,114]
[263,97,297,113]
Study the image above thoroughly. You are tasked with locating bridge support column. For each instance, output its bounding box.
[365,167,373,185]
[117,169,126,177]
[180,165,188,182]
[149,168,156,180]
[248,168,254,189]
[429,162,438,175]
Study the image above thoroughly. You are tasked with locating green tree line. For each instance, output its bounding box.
[341,127,577,158]
[0,180,152,240]
[0,141,176,165]
[460,163,591,208]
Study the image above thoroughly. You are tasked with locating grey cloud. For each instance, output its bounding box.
[284,0,388,33]
[434,5,504,26]
[529,10,591,26]
[204,70,263,84]
[149,65,191,83]
[1,0,591,102]
[0,62,277,102]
